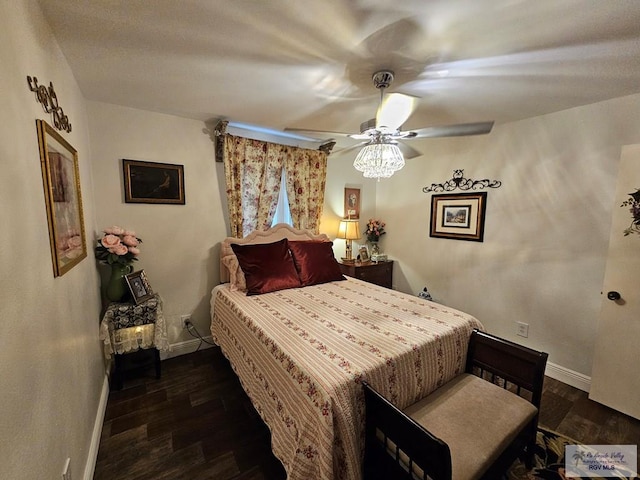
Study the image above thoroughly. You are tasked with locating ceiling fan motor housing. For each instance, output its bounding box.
[360,118,377,133]
[372,70,394,90]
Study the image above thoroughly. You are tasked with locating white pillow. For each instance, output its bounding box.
[221,254,246,292]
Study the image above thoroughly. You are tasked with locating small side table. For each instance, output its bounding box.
[99,293,170,389]
[339,260,393,289]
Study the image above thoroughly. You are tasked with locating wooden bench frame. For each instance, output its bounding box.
[362,329,548,480]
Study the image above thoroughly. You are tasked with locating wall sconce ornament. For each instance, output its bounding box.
[621,188,640,237]
[318,141,336,154]
[422,169,501,193]
[27,76,72,133]
[212,119,229,162]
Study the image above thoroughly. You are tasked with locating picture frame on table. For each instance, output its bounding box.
[123,159,185,204]
[358,246,370,262]
[36,119,87,277]
[430,192,487,242]
[344,187,361,219]
[125,270,155,304]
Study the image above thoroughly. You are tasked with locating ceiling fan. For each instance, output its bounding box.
[285,70,494,178]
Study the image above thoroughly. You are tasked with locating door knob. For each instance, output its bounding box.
[607,291,621,301]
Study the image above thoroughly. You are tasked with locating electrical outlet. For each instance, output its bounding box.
[516,321,529,338]
[181,314,192,328]
[62,458,71,480]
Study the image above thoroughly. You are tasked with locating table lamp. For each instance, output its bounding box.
[338,219,361,263]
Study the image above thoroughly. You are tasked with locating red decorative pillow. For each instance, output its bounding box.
[231,239,301,295]
[288,240,345,286]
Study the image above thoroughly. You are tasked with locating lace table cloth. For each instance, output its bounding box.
[99,293,170,358]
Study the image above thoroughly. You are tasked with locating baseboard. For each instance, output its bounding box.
[545,361,591,392]
[161,336,216,360]
[84,374,109,480]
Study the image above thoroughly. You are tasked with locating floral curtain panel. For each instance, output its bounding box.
[223,135,284,238]
[223,134,327,237]
[285,149,327,233]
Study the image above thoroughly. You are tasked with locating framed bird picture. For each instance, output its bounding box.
[122,159,185,204]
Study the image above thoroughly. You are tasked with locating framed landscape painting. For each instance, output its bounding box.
[37,119,87,276]
[430,192,487,242]
[123,159,185,204]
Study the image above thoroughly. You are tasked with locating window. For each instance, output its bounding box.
[271,170,292,227]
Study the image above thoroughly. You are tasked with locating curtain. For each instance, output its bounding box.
[223,134,327,238]
[285,149,327,234]
[223,135,284,238]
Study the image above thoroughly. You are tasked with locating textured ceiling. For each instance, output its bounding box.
[38,0,640,144]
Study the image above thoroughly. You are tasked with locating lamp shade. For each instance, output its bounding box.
[338,219,361,240]
[353,138,405,180]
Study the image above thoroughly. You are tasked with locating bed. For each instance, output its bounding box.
[210,224,484,480]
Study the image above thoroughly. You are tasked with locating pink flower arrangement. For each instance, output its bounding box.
[95,226,143,265]
[365,219,386,242]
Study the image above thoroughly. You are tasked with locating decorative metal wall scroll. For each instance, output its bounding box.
[27,76,72,133]
[422,169,501,193]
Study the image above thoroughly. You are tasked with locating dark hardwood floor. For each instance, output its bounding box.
[94,346,640,480]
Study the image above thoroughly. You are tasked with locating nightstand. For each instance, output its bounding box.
[339,260,393,289]
[99,293,170,389]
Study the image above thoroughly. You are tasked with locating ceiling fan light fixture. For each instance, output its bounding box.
[285,69,493,180]
[353,138,405,180]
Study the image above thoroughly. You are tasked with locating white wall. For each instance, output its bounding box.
[0,2,104,479]
[375,93,640,380]
[87,102,227,347]
[322,152,380,257]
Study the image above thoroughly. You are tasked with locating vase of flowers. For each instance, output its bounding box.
[105,263,133,302]
[95,226,142,302]
[365,219,386,255]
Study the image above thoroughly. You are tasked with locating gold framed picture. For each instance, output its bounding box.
[358,246,370,262]
[125,270,154,304]
[36,119,87,277]
[344,187,361,219]
[123,159,185,204]
[430,192,487,242]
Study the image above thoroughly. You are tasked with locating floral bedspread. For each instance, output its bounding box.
[210,277,483,480]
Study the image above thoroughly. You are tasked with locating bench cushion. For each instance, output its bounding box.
[403,373,538,480]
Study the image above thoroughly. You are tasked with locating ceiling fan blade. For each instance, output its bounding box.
[398,142,422,160]
[376,93,417,131]
[347,133,371,140]
[411,121,494,138]
[284,127,351,139]
[332,141,369,156]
